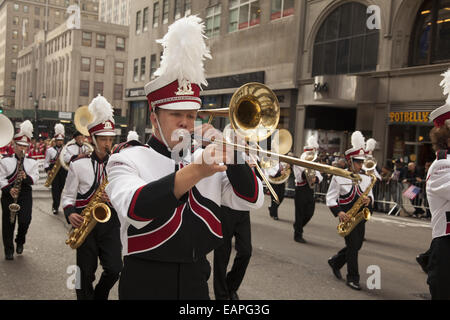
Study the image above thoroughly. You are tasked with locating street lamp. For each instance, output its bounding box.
[29,92,46,138]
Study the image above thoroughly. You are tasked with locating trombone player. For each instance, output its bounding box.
[326,131,374,291]
[44,123,67,215]
[61,96,122,300]
[293,136,323,243]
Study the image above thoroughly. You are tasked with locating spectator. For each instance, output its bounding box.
[378,164,392,213]
[402,162,425,217]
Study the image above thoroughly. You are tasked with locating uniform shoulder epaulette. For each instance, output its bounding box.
[112,140,149,154]
[436,150,448,160]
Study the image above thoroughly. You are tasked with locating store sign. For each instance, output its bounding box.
[58,112,72,120]
[389,111,430,123]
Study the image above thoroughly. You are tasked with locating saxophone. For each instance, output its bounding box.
[337,173,377,237]
[65,178,111,249]
[9,150,25,224]
[44,157,62,188]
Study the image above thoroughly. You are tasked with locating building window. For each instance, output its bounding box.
[312,2,379,76]
[11,72,16,80]
[162,0,169,24]
[34,19,40,28]
[206,4,221,38]
[136,10,141,34]
[114,84,123,100]
[410,0,450,66]
[11,86,16,94]
[23,5,28,13]
[96,34,106,48]
[12,45,18,53]
[94,82,104,96]
[229,0,261,33]
[35,6,40,16]
[80,80,89,96]
[270,0,294,20]
[153,2,160,28]
[82,32,92,46]
[143,7,149,31]
[116,37,125,51]
[95,59,104,73]
[174,0,182,20]
[140,57,146,81]
[150,54,157,80]
[12,30,18,39]
[184,0,191,16]
[13,4,19,11]
[81,57,91,72]
[115,61,124,76]
[133,59,139,82]
[13,17,19,25]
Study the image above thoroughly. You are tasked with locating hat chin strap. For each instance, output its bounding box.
[154,114,173,152]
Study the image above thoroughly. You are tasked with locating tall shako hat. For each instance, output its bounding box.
[14,120,34,147]
[87,95,116,137]
[430,68,450,129]
[301,135,319,161]
[144,15,211,112]
[127,130,139,142]
[54,123,65,140]
[345,131,366,161]
[365,138,377,156]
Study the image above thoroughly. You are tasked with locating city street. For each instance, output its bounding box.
[0,178,432,300]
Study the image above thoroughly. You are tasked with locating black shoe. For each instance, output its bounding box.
[229,291,239,300]
[416,254,429,274]
[328,258,342,280]
[52,209,58,215]
[16,244,23,255]
[294,236,306,243]
[5,253,13,260]
[273,216,279,221]
[346,281,361,291]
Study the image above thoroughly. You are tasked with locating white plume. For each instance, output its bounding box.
[365,138,377,152]
[19,120,34,138]
[155,15,212,88]
[88,95,115,125]
[351,131,365,150]
[54,123,64,136]
[441,68,450,103]
[307,135,319,149]
[127,131,139,142]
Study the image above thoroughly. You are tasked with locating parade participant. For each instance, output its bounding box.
[105,16,264,300]
[61,96,122,300]
[0,121,39,260]
[266,161,289,221]
[293,136,323,243]
[326,131,374,290]
[425,68,450,299]
[63,131,91,164]
[213,157,257,300]
[126,131,139,142]
[44,124,67,214]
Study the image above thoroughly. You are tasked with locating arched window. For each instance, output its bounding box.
[312,2,380,76]
[410,0,450,66]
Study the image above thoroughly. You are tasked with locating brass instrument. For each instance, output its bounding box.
[9,150,25,224]
[197,83,361,184]
[65,178,111,249]
[73,105,93,136]
[59,138,93,171]
[268,162,291,185]
[0,114,14,148]
[301,150,318,189]
[337,157,378,237]
[266,129,293,185]
[44,156,62,187]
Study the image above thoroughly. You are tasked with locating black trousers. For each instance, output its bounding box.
[213,207,252,300]
[330,220,366,283]
[427,235,450,300]
[269,183,285,218]
[1,191,32,255]
[75,219,122,300]
[293,186,315,237]
[51,169,67,211]
[119,255,211,300]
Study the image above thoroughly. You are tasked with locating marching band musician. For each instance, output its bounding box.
[0,121,39,260]
[425,68,450,299]
[63,131,91,164]
[44,124,67,215]
[293,136,323,244]
[105,16,264,300]
[266,161,289,221]
[61,96,122,300]
[326,131,374,291]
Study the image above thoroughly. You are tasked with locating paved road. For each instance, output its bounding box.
[0,191,431,300]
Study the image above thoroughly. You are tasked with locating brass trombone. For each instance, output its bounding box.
[197,82,361,184]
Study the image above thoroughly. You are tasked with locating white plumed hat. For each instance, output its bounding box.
[14,120,34,146]
[54,123,65,140]
[430,68,450,129]
[87,95,115,137]
[365,138,377,155]
[345,131,366,160]
[127,131,139,142]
